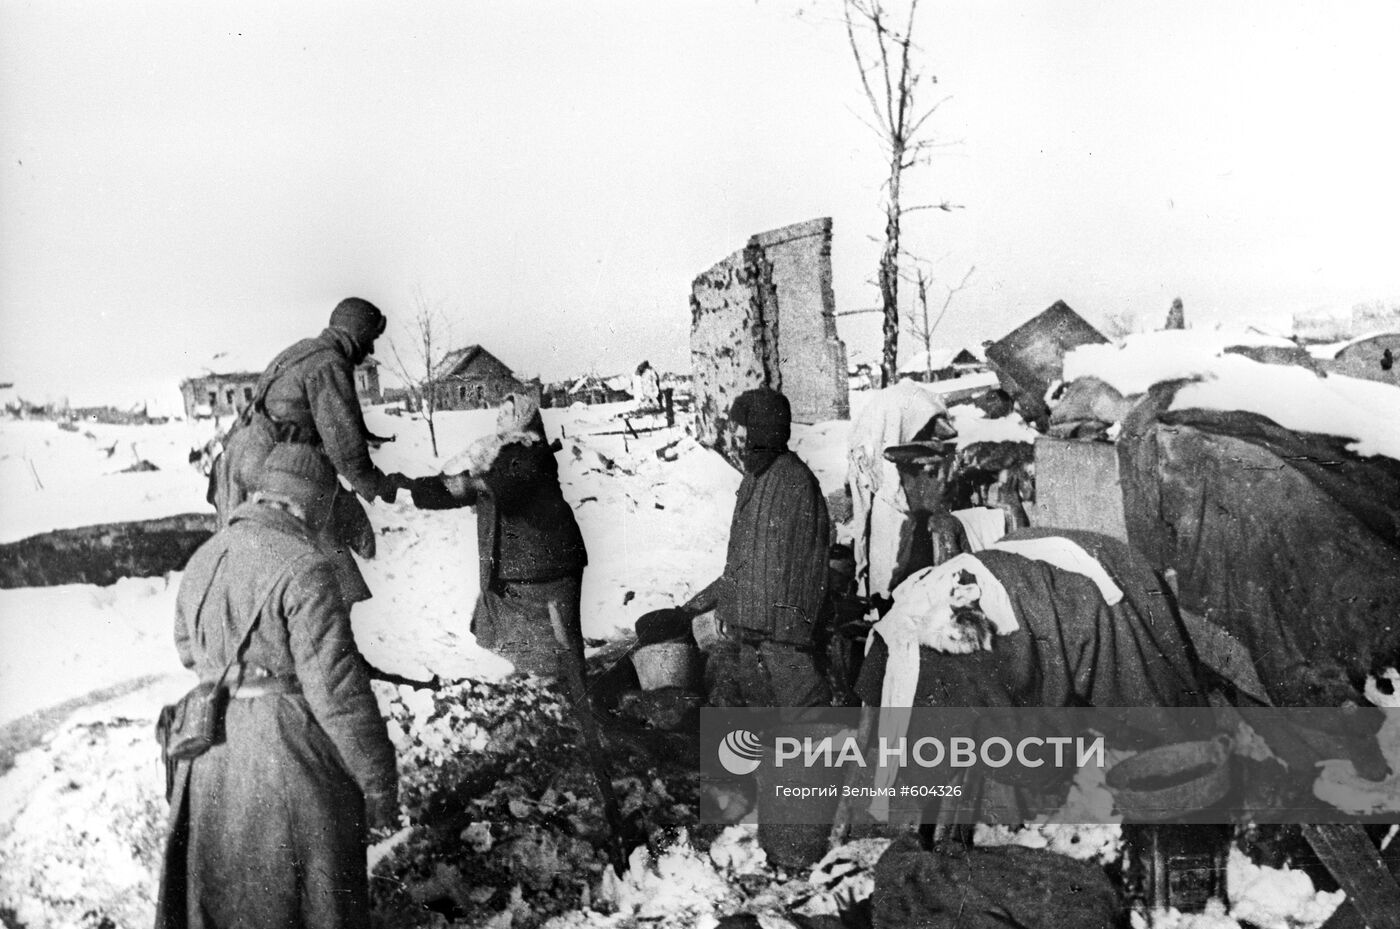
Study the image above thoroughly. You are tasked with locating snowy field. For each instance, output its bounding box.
[0,375,1388,928]
[1,402,762,724]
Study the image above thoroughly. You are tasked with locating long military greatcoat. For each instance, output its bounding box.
[155,501,397,929]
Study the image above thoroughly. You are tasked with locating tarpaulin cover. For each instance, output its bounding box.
[856,528,1207,716]
[1117,383,1400,710]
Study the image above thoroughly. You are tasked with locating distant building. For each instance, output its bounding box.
[847,362,879,392]
[180,371,261,420]
[897,347,984,382]
[181,359,382,420]
[355,358,382,404]
[563,373,632,406]
[1294,300,1400,343]
[431,345,539,411]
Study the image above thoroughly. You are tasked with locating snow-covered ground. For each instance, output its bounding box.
[0,403,745,722]
[0,419,212,544]
[0,389,1376,929]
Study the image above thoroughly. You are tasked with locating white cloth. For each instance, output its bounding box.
[864,537,1124,817]
[951,506,1007,552]
[867,553,1018,812]
[445,392,544,476]
[846,382,947,596]
[988,537,1123,606]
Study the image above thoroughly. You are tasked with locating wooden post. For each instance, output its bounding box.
[1307,824,1400,929]
[548,601,629,876]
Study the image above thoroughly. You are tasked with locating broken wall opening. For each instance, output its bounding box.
[690,217,850,459]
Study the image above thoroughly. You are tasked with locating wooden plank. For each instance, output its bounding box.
[1305,824,1400,929]
[1030,437,1129,541]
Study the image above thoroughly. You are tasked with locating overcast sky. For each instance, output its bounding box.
[2,0,1398,406]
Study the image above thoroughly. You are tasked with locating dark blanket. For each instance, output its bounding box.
[871,836,1121,929]
[857,529,1207,714]
[1117,384,1400,709]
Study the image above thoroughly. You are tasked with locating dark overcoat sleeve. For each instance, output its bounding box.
[284,559,398,806]
[305,360,386,501]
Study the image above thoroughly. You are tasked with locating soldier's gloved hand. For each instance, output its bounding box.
[378,472,408,503]
[403,475,470,510]
[365,789,401,836]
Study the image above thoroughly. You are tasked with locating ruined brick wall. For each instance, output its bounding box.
[690,218,849,455]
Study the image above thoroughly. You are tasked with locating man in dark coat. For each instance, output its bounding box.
[883,442,969,593]
[212,297,405,604]
[157,444,399,929]
[407,393,588,677]
[681,387,832,708]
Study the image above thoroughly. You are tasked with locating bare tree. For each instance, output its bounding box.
[384,287,453,457]
[903,263,974,380]
[845,0,959,387]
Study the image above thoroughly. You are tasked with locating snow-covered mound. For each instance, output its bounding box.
[1063,330,1400,460]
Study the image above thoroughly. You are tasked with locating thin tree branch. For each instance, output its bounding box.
[844,3,888,136]
[903,201,965,213]
[927,265,976,336]
[907,93,951,139]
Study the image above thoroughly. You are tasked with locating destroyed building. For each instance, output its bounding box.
[690,217,849,453]
[180,358,381,419]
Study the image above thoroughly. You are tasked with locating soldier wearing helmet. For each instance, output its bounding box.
[210,297,405,604]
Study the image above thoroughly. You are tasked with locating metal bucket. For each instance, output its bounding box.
[631,641,701,692]
[1106,736,1233,821]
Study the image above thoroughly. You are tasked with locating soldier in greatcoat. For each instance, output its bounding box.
[210,296,405,604]
[157,444,399,929]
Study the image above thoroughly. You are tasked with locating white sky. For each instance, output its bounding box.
[2,0,1398,406]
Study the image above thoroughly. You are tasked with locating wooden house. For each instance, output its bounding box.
[354,358,383,404]
[181,358,382,420]
[180,371,261,420]
[431,345,539,410]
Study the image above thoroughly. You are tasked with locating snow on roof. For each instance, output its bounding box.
[920,370,1000,396]
[1172,361,1400,460]
[189,348,269,377]
[567,373,631,394]
[1063,330,1400,460]
[897,348,958,374]
[1305,330,1400,360]
[947,406,1039,448]
[1063,329,1296,396]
